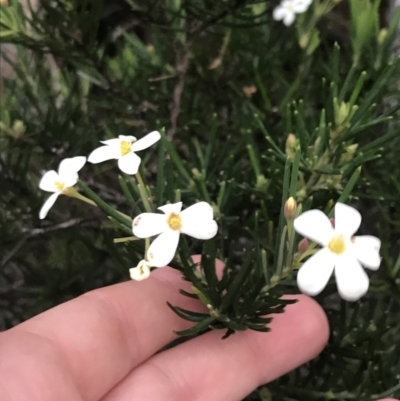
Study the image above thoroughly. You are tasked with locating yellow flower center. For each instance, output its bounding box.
[120,140,132,156]
[55,181,65,192]
[328,236,346,255]
[167,213,182,230]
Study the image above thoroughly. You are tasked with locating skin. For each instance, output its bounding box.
[0,258,397,401]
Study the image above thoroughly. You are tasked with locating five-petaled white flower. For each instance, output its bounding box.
[132,201,218,268]
[294,202,381,301]
[88,131,161,175]
[273,0,312,26]
[39,156,86,219]
[129,260,152,281]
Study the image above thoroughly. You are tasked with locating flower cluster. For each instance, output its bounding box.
[39,131,161,219]
[38,130,218,281]
[273,0,312,26]
[38,130,381,301]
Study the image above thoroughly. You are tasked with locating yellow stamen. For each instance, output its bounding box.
[328,236,346,255]
[167,213,182,230]
[120,140,132,156]
[55,181,65,192]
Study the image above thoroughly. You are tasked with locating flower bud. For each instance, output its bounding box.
[285,134,297,160]
[129,260,151,281]
[330,218,335,228]
[378,28,388,45]
[340,144,358,164]
[284,197,297,220]
[298,238,309,253]
[335,101,350,126]
[11,120,26,139]
[256,174,269,191]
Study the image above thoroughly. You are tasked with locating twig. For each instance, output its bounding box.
[1,218,97,268]
[193,0,250,37]
[166,39,192,140]
[21,217,87,237]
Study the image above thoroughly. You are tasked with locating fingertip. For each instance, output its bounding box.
[284,294,330,355]
[250,294,329,384]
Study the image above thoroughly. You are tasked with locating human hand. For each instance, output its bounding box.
[0,259,397,401]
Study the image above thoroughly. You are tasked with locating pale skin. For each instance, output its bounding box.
[0,257,398,401]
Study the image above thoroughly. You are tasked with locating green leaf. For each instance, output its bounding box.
[220,251,254,312]
[174,316,215,337]
[167,303,210,323]
[201,239,221,305]
[330,166,361,215]
[289,147,301,197]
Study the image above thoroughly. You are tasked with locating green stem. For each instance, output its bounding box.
[372,382,400,400]
[65,187,97,206]
[113,236,139,243]
[135,172,152,212]
[78,180,132,228]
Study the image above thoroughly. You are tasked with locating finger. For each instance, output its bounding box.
[3,259,222,401]
[101,295,329,401]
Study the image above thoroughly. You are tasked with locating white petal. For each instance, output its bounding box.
[119,135,136,142]
[293,0,310,13]
[132,131,161,152]
[147,230,180,268]
[158,202,183,215]
[39,193,60,219]
[335,253,369,302]
[180,201,214,221]
[273,6,286,21]
[62,172,79,188]
[58,156,86,176]
[294,209,334,246]
[180,202,218,239]
[118,152,141,175]
[334,203,361,237]
[181,219,218,240]
[351,235,381,270]
[129,260,151,281]
[297,248,336,296]
[88,145,119,164]
[39,170,59,192]
[283,11,296,25]
[132,213,168,238]
[100,138,121,146]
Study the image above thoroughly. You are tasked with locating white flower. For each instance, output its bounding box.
[273,0,312,26]
[39,156,86,219]
[129,260,152,281]
[88,131,161,175]
[132,201,218,268]
[294,202,381,302]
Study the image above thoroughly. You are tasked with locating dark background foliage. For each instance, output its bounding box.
[1,0,400,399]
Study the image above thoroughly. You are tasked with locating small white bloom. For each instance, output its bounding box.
[39,156,86,219]
[129,260,152,281]
[132,201,218,268]
[273,0,312,26]
[88,131,161,175]
[294,202,381,301]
